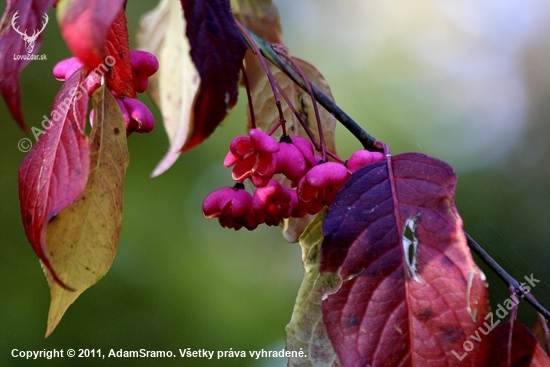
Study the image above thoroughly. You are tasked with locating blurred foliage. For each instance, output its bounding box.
[1,1,550,366]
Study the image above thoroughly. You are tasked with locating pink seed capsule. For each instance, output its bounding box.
[203,185,258,231]
[130,50,159,76]
[119,98,155,136]
[347,150,385,172]
[224,129,279,187]
[130,50,159,93]
[251,180,292,226]
[274,136,315,182]
[297,162,351,212]
[53,57,83,81]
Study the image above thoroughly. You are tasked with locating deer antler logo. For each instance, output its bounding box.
[11,11,49,54]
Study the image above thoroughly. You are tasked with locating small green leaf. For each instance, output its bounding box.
[285,209,341,367]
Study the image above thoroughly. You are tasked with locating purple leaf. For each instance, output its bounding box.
[321,151,489,366]
[489,320,550,366]
[180,0,247,151]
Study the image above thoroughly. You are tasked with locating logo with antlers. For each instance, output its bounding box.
[11,11,49,54]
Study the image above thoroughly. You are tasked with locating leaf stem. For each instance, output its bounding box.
[273,80,320,149]
[273,46,327,160]
[465,232,550,320]
[241,64,256,129]
[240,26,382,152]
[235,21,287,136]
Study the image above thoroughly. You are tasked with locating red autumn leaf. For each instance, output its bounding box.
[180,0,247,151]
[0,0,53,131]
[489,320,550,366]
[18,69,90,288]
[103,9,135,98]
[57,0,125,70]
[321,150,489,366]
[58,2,134,97]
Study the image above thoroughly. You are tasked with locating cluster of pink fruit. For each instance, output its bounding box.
[202,129,385,230]
[53,50,158,136]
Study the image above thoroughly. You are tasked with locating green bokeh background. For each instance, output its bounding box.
[1,1,550,366]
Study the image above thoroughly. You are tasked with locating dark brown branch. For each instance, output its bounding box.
[466,232,550,320]
[240,26,382,152]
[239,23,550,322]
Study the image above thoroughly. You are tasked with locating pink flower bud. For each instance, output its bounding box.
[202,185,257,230]
[287,189,310,218]
[119,98,155,136]
[347,150,385,172]
[131,51,159,75]
[224,129,279,187]
[53,57,83,81]
[55,63,101,97]
[116,98,130,122]
[249,129,279,153]
[130,50,159,93]
[251,180,292,225]
[274,136,315,182]
[290,136,317,168]
[224,136,252,167]
[297,162,351,213]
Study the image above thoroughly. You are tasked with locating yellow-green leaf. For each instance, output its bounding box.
[137,0,200,177]
[286,209,341,367]
[44,85,129,337]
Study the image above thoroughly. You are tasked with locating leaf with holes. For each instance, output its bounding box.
[44,85,129,337]
[0,0,53,130]
[137,0,200,177]
[321,148,489,366]
[285,209,341,367]
[180,0,247,151]
[489,320,550,366]
[18,69,90,289]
